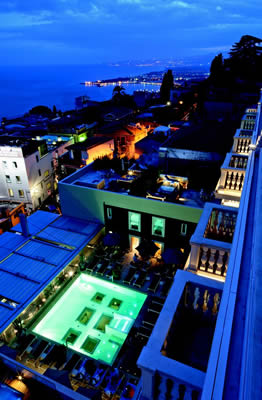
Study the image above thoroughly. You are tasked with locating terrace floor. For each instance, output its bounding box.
[3,246,178,399]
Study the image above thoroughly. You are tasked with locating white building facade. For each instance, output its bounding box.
[0,142,53,211]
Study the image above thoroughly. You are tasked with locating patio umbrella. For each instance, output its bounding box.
[161,248,183,264]
[103,232,121,247]
[136,240,159,258]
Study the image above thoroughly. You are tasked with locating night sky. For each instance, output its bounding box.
[0,0,261,65]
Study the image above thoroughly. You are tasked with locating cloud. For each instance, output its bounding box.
[0,0,261,65]
[169,1,195,9]
[0,11,54,27]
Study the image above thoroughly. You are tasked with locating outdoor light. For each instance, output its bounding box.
[17,374,23,381]
[68,270,74,277]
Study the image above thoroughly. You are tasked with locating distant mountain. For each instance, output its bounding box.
[107,54,216,70]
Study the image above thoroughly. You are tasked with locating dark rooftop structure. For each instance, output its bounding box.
[66,136,113,151]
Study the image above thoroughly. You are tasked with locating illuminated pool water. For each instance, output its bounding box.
[32,274,147,365]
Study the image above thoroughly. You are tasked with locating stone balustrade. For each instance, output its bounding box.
[156,375,201,400]
[198,247,229,277]
[229,155,248,169]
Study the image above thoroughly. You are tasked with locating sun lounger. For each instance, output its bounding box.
[148,301,163,314]
[86,259,98,273]
[137,326,152,339]
[147,274,161,293]
[160,277,173,297]
[133,270,147,288]
[151,296,166,306]
[123,267,137,285]
[17,334,35,359]
[71,357,84,377]
[30,339,49,360]
[96,261,108,276]
[64,353,81,372]
[142,310,159,328]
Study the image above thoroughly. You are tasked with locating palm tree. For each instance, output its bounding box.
[112,85,126,104]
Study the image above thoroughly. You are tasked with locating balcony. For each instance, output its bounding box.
[215,153,247,206]
[187,203,238,280]
[138,270,223,400]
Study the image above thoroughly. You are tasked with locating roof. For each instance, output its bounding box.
[0,210,102,332]
[16,239,73,266]
[66,136,113,151]
[0,232,27,261]
[12,210,59,235]
[0,231,26,252]
[51,215,98,236]
[0,253,55,283]
[36,226,88,248]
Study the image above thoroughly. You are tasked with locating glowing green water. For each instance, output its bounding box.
[32,274,147,365]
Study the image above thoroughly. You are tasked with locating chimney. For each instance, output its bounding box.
[19,213,30,238]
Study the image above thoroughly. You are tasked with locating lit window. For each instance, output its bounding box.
[2,161,7,168]
[181,223,187,236]
[107,207,112,220]
[5,175,11,183]
[46,182,51,189]
[152,217,165,237]
[13,161,18,168]
[18,190,24,198]
[44,170,49,177]
[128,211,141,232]
[16,176,21,183]
[8,188,14,197]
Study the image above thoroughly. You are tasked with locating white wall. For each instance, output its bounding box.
[0,145,31,205]
[25,150,53,210]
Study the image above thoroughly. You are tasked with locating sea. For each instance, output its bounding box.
[0,64,166,119]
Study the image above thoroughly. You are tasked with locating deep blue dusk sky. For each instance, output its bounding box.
[0,0,261,65]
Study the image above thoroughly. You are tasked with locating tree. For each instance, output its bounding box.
[160,70,174,103]
[29,105,52,115]
[228,35,262,79]
[112,85,126,104]
[229,35,262,61]
[210,53,224,77]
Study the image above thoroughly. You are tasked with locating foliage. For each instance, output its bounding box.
[209,35,262,86]
[112,85,136,108]
[93,155,129,174]
[160,70,174,103]
[29,105,52,115]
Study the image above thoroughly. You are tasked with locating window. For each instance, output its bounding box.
[180,223,187,236]
[46,182,51,189]
[38,169,42,176]
[128,211,141,232]
[15,176,21,183]
[12,161,17,168]
[2,161,7,168]
[152,217,165,237]
[8,188,14,197]
[44,170,49,177]
[107,207,112,220]
[18,189,24,198]
[5,175,11,183]
[36,155,39,162]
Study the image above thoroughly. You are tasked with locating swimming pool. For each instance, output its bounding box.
[32,274,147,365]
